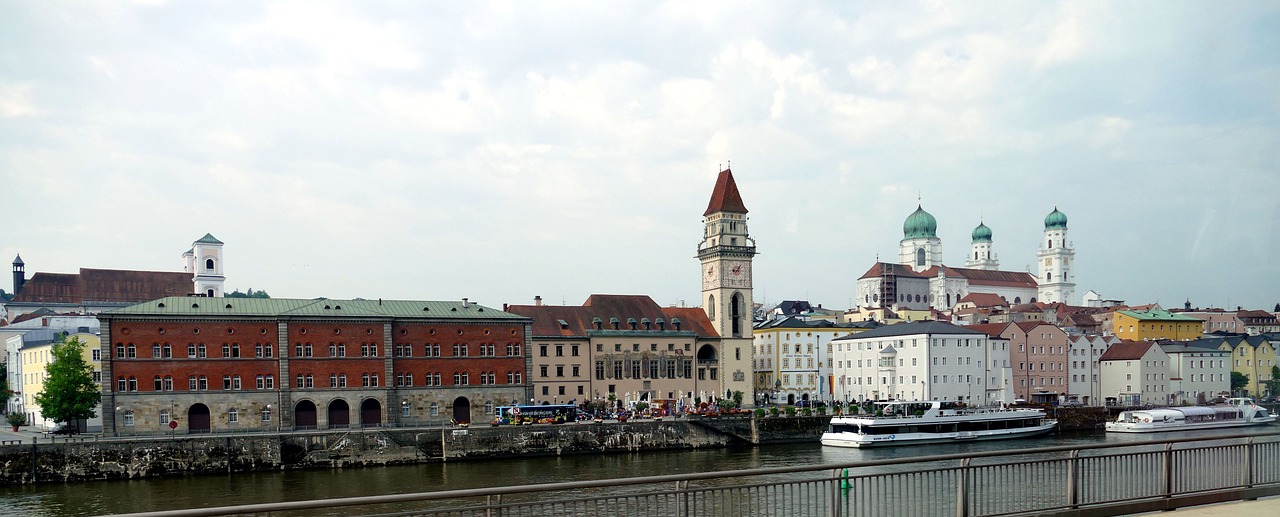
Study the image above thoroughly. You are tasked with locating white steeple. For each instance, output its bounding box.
[1036,208,1075,304]
[189,233,226,297]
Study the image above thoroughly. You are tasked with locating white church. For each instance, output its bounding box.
[856,205,1076,311]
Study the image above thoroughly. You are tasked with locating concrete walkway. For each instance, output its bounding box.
[1138,497,1276,516]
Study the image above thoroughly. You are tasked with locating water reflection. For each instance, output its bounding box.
[0,428,1273,517]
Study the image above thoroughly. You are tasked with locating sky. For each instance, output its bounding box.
[2,1,1278,312]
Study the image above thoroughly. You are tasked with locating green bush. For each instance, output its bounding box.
[6,413,26,426]
[785,406,797,417]
[769,406,780,417]
[754,408,765,418]
[802,408,812,416]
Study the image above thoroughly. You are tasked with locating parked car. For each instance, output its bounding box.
[48,424,78,435]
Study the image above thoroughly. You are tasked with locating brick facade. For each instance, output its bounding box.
[100,298,531,436]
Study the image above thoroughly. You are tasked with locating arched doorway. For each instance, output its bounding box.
[360,399,382,427]
[188,403,211,433]
[294,400,317,429]
[328,399,350,428]
[787,393,796,405]
[452,396,471,424]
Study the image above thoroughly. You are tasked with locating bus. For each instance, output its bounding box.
[495,404,580,425]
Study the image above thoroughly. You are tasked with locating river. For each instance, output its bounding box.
[1,427,1275,516]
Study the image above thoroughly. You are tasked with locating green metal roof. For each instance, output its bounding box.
[1117,309,1201,322]
[101,297,526,320]
[1044,208,1068,230]
[903,205,937,239]
[194,233,223,245]
[971,222,992,243]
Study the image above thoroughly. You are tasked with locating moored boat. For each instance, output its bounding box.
[1105,397,1276,433]
[820,401,1057,448]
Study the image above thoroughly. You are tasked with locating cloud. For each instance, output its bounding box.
[0,84,39,117]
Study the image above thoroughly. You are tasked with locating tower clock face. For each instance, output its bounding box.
[703,264,717,290]
[722,261,751,288]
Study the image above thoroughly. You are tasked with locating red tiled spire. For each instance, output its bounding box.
[703,168,748,216]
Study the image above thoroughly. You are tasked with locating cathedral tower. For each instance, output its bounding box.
[899,205,942,271]
[1036,208,1075,304]
[187,233,226,297]
[698,168,755,404]
[12,254,24,296]
[965,221,999,270]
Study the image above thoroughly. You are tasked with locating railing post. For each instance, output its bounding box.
[1162,443,1174,500]
[485,494,501,517]
[1067,449,1080,509]
[956,458,970,517]
[676,480,690,517]
[831,468,844,517]
[1244,437,1255,498]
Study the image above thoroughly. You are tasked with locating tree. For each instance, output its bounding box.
[1269,365,1280,397]
[227,288,270,299]
[33,337,100,427]
[0,360,9,409]
[1230,371,1250,395]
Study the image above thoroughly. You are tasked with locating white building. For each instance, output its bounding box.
[830,321,998,404]
[1099,341,1172,406]
[752,316,871,406]
[1161,341,1231,405]
[1067,335,1118,406]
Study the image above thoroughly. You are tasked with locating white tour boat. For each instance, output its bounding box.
[1105,397,1277,433]
[820,401,1057,448]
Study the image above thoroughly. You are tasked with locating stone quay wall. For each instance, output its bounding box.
[0,416,819,485]
[0,410,1106,485]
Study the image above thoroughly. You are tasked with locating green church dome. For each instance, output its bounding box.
[971,222,992,243]
[1044,207,1068,230]
[903,205,938,239]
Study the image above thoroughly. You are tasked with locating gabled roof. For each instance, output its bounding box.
[966,322,1012,338]
[957,292,1007,307]
[12,269,193,305]
[703,168,748,216]
[1099,341,1157,361]
[928,265,1038,288]
[858,262,929,280]
[505,294,717,338]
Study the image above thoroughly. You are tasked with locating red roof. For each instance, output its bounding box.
[935,266,1038,288]
[703,168,748,216]
[858,262,929,280]
[1099,341,1156,361]
[966,322,1011,338]
[13,268,192,304]
[958,292,1007,308]
[506,294,719,338]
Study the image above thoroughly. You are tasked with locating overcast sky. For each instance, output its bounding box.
[2,1,1278,312]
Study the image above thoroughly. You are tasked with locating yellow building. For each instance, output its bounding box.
[753,317,879,406]
[1217,336,1277,397]
[18,332,102,431]
[1113,309,1202,341]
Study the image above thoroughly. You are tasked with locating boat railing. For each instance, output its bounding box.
[104,430,1280,517]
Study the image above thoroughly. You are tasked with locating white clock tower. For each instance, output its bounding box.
[698,168,756,406]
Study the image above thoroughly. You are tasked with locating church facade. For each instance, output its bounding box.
[857,205,1077,313]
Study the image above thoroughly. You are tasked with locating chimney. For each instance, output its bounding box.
[535,295,542,307]
[462,298,470,308]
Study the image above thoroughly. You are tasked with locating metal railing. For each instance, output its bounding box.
[108,430,1280,517]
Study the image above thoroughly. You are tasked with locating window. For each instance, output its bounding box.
[127,344,136,358]
[198,375,208,390]
[572,365,580,377]
[159,409,170,425]
[123,410,135,427]
[540,345,548,357]
[262,407,272,423]
[128,377,138,392]
[164,376,173,391]
[233,375,242,390]
[117,377,127,392]
[572,345,580,356]
[555,345,563,357]
[540,365,549,377]
[228,408,238,424]
[556,366,564,377]
[154,376,163,390]
[429,402,439,417]
[257,375,265,389]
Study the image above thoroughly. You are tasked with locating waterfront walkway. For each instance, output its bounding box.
[1150,497,1275,516]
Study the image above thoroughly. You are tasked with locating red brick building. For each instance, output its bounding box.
[99,297,531,435]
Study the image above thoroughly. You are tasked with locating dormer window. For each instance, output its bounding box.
[610,318,620,330]
[592,317,603,331]
[641,318,651,331]
[627,318,637,331]
[672,318,681,331]
[655,319,665,331]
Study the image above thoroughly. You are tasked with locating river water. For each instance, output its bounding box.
[1,427,1275,516]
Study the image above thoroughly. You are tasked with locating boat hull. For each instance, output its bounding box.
[1105,416,1276,433]
[820,421,1057,448]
